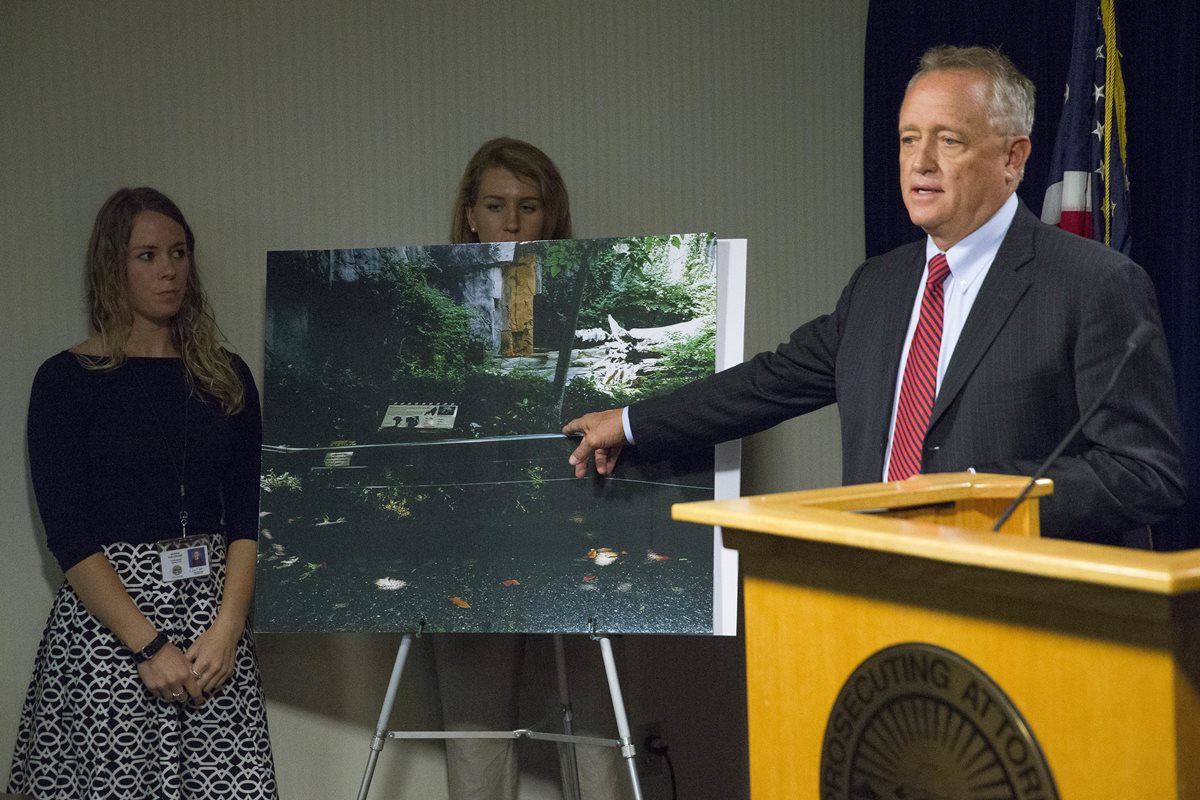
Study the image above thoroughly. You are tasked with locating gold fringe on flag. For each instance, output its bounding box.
[1100,0,1129,247]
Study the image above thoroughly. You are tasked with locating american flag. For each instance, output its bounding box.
[1040,0,1131,254]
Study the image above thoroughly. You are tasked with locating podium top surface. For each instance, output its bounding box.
[673,473,1200,596]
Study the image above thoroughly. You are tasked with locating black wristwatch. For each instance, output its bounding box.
[131,631,169,664]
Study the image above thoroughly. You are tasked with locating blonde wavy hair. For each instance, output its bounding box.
[85,187,244,414]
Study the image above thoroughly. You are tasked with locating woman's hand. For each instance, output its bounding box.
[62,555,204,704]
[136,640,203,703]
[185,616,243,694]
[184,538,256,694]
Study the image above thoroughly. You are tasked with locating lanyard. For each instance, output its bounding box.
[133,360,191,537]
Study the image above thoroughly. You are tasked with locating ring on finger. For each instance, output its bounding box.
[170,690,182,698]
[192,669,202,678]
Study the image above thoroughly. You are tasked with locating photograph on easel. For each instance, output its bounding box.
[256,233,722,634]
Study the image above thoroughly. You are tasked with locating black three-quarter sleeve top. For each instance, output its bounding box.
[27,350,263,572]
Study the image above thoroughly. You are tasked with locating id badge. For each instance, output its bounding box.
[157,535,212,582]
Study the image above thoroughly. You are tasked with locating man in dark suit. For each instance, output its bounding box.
[562,45,1184,545]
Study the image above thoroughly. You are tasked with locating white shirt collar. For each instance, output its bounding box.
[925,193,1019,291]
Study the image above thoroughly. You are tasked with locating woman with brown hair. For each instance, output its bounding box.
[6,187,276,799]
[450,136,573,245]
[436,138,630,800]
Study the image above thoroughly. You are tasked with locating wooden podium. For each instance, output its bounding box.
[673,473,1200,799]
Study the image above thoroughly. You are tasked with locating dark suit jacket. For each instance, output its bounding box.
[629,202,1185,544]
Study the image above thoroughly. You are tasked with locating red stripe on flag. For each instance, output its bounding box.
[1058,210,1093,238]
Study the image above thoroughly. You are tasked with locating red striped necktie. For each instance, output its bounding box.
[888,253,951,481]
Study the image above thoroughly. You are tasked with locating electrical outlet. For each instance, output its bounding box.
[634,721,666,777]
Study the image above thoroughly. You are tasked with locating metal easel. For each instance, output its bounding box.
[356,621,643,800]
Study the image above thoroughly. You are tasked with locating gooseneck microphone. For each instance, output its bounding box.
[991,320,1157,532]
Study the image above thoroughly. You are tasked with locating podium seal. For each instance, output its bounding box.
[820,642,1058,799]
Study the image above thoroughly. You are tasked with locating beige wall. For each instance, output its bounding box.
[0,1,867,797]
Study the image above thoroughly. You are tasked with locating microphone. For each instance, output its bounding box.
[991,320,1157,532]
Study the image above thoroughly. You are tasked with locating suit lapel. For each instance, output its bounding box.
[929,204,1036,427]
[864,247,927,468]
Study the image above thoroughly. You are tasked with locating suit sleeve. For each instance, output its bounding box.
[626,264,862,458]
[979,258,1185,541]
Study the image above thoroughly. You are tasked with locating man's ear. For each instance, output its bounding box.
[1006,136,1032,183]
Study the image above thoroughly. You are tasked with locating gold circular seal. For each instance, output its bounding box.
[820,642,1058,799]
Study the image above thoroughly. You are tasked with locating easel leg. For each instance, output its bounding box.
[357,633,415,800]
[555,633,583,800]
[596,635,644,800]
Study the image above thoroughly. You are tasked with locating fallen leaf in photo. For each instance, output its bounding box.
[375,578,408,590]
[590,547,619,566]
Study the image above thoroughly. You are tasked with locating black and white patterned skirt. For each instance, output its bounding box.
[6,535,277,799]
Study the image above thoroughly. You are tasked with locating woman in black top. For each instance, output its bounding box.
[7,187,276,799]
